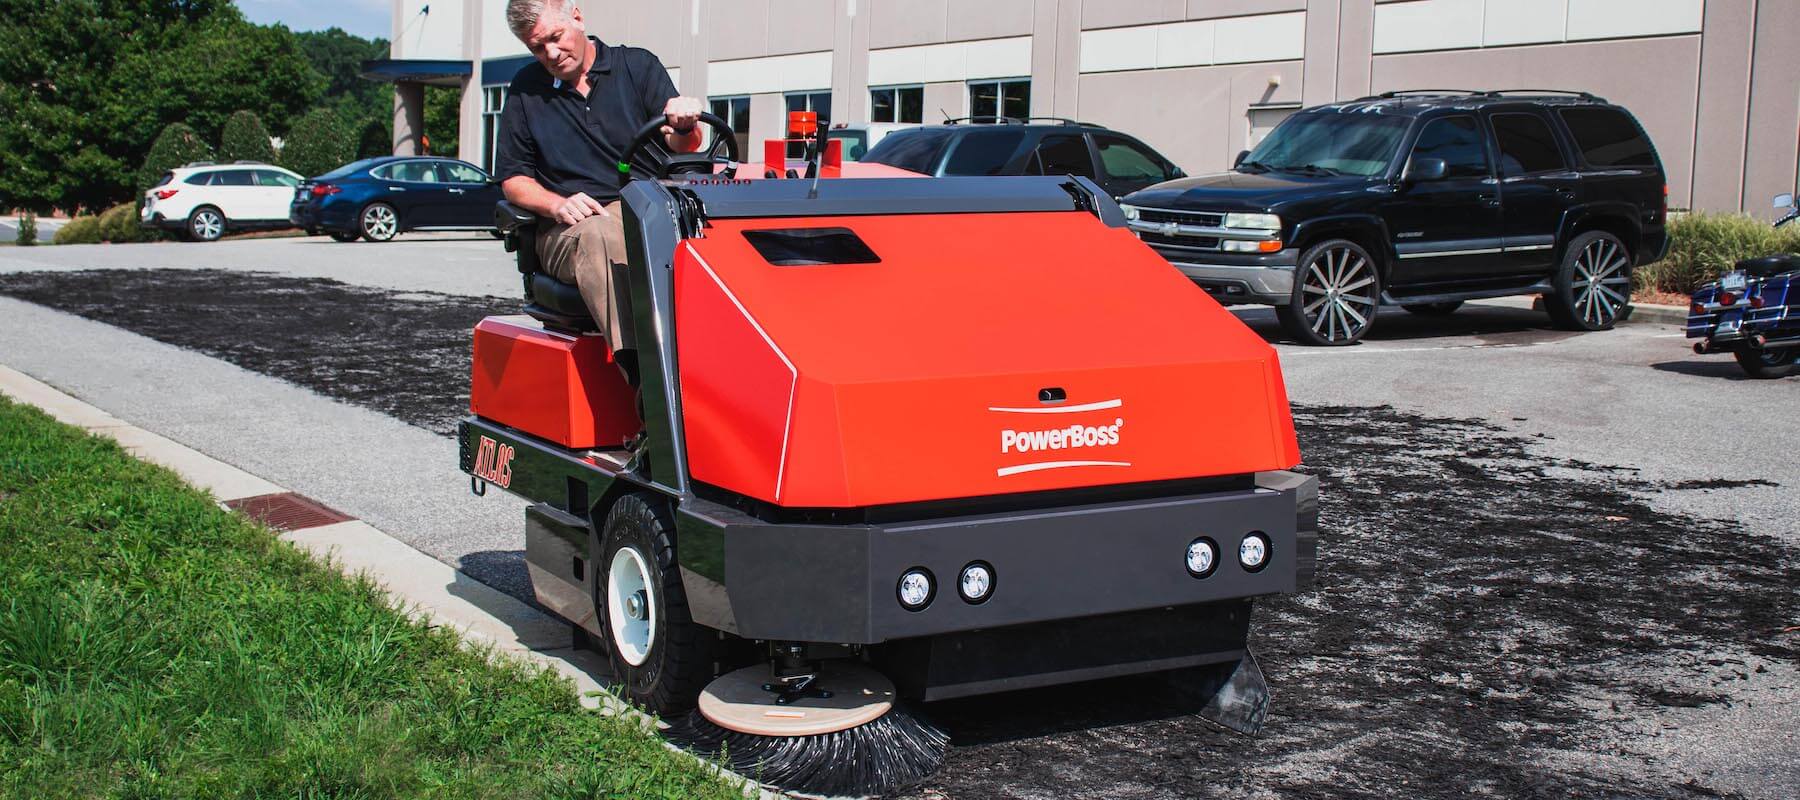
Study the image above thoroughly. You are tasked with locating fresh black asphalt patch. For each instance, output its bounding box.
[4,269,1795,798]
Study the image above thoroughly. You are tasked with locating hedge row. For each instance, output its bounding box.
[1635,212,1800,296]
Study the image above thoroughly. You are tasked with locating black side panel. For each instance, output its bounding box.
[873,601,1252,701]
[1258,470,1319,588]
[458,418,620,515]
[619,181,688,496]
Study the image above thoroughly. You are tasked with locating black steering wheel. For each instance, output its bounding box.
[619,112,741,182]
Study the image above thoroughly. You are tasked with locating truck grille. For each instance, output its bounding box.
[1143,234,1220,251]
[1135,208,1224,228]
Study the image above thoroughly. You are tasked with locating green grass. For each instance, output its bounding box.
[0,397,743,800]
[1636,211,1800,297]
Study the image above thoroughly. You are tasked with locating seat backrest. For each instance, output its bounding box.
[495,201,542,276]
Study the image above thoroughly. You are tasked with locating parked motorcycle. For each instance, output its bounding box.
[1686,193,1799,378]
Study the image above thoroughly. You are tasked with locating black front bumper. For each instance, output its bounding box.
[676,471,1317,645]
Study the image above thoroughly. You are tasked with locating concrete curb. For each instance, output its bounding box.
[1503,295,1689,326]
[0,363,782,800]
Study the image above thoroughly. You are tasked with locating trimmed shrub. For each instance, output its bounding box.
[279,108,352,180]
[52,215,102,245]
[15,213,36,246]
[355,117,392,159]
[219,110,277,164]
[97,203,151,243]
[1636,212,1800,296]
[138,123,215,195]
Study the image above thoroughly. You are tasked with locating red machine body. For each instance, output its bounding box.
[470,316,638,450]
[675,210,1301,508]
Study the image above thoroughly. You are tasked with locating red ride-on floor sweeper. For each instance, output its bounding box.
[460,112,1318,795]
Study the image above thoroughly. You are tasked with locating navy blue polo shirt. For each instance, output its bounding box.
[493,38,679,202]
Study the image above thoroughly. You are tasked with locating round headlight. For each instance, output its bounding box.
[1239,532,1270,572]
[958,562,994,603]
[1186,537,1218,577]
[897,568,934,611]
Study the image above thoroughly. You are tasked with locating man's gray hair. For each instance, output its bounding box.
[507,0,571,40]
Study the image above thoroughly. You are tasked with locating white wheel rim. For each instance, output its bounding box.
[195,212,221,239]
[1573,238,1629,326]
[1299,246,1377,342]
[607,547,655,667]
[363,206,396,238]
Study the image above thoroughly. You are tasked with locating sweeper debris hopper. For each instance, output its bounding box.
[459,115,1318,796]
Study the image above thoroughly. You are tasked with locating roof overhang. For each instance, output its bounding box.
[359,59,471,86]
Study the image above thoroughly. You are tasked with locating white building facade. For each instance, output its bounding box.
[372,0,1800,216]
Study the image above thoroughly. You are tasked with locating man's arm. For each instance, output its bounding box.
[504,175,608,227]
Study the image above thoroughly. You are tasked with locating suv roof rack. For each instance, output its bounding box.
[1371,89,1482,99]
[181,161,217,168]
[1477,89,1605,102]
[942,116,1104,128]
[230,159,268,165]
[943,115,1026,125]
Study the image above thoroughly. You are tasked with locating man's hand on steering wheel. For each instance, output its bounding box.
[661,96,704,151]
[619,112,741,182]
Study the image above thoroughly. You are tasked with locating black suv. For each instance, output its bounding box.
[1121,91,1668,345]
[864,117,1184,199]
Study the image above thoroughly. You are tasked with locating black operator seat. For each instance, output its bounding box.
[494,200,600,334]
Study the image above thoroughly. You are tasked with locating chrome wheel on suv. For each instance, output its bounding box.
[1278,239,1382,346]
[1547,231,1630,331]
[187,207,225,242]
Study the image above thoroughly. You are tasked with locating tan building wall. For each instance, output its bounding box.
[419,0,1800,216]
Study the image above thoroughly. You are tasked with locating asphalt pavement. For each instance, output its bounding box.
[0,234,1793,798]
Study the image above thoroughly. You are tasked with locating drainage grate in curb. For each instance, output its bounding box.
[224,492,354,532]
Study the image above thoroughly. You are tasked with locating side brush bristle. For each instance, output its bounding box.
[668,704,950,796]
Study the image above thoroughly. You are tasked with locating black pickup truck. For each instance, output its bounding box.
[1121,91,1668,345]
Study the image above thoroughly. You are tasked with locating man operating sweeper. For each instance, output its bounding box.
[495,0,704,378]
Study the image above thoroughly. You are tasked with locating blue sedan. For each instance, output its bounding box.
[290,156,504,242]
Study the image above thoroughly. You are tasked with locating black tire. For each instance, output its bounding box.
[1276,238,1383,346]
[488,229,505,240]
[595,494,717,715]
[1734,347,1797,379]
[329,230,361,243]
[359,202,399,242]
[1547,231,1631,331]
[1402,301,1463,316]
[186,206,225,242]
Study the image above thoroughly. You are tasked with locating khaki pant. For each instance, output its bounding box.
[537,201,634,350]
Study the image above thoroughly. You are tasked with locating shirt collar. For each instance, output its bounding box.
[551,37,610,90]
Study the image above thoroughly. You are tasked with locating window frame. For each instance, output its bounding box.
[1091,132,1174,184]
[1024,131,1097,179]
[869,84,924,124]
[966,78,1031,123]
[1407,114,1493,181]
[1486,111,1569,178]
[1554,106,1658,170]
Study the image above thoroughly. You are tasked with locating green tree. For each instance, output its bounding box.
[422,86,462,157]
[218,111,276,164]
[355,117,393,159]
[0,1,324,212]
[294,27,393,160]
[280,108,352,179]
[137,122,214,191]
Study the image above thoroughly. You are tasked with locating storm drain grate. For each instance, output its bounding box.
[224,492,353,532]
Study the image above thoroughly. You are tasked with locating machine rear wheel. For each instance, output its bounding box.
[596,494,717,715]
[1734,347,1797,379]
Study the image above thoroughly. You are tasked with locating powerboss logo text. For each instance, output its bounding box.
[1000,418,1124,454]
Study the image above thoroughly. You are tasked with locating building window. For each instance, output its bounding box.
[785,91,832,122]
[870,85,924,123]
[480,86,507,172]
[968,78,1029,123]
[709,95,752,154]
